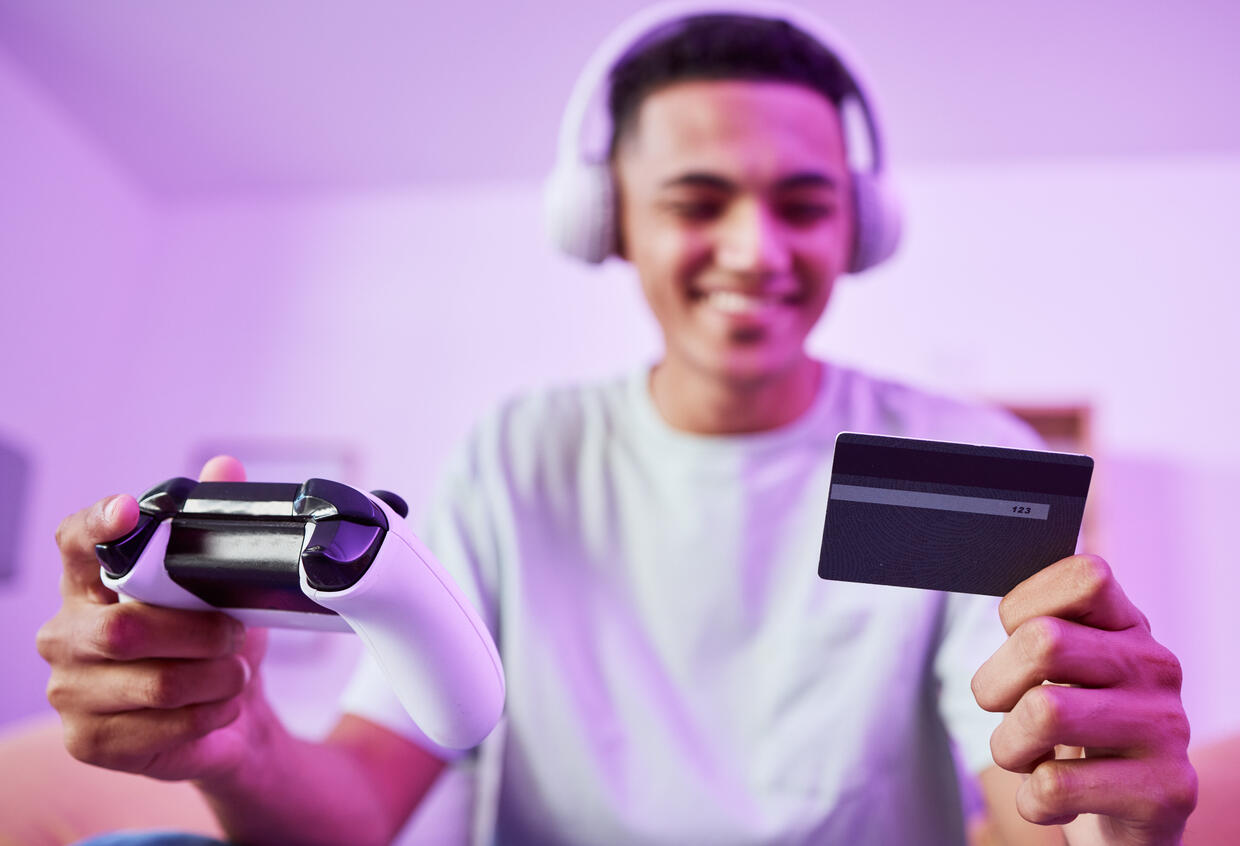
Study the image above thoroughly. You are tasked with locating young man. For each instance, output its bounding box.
[39,7,1195,845]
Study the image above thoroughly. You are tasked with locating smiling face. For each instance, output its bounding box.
[613,79,855,392]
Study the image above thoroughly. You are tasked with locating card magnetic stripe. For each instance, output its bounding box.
[832,434,1092,496]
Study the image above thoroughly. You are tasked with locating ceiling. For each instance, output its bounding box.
[1,0,1236,200]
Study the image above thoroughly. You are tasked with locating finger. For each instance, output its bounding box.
[238,626,268,675]
[1016,756,1197,834]
[199,455,246,483]
[990,684,1189,774]
[63,698,245,774]
[973,616,1134,712]
[55,602,244,663]
[56,495,141,601]
[999,554,1147,636]
[48,654,251,714]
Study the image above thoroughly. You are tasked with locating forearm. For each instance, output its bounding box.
[194,734,389,846]
[193,711,442,846]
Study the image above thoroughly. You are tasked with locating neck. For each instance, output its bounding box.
[649,355,823,435]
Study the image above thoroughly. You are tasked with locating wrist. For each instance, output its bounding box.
[190,687,288,806]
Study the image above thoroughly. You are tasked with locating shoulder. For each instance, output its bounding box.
[476,374,627,454]
[827,364,1044,450]
[451,373,631,491]
[418,376,630,582]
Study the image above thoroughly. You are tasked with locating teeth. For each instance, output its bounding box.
[706,290,774,314]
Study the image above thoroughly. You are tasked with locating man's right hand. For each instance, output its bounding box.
[36,456,275,783]
[37,457,447,845]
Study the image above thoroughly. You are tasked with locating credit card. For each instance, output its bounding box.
[818,433,1093,596]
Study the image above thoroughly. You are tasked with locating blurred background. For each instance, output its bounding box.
[1,0,1237,810]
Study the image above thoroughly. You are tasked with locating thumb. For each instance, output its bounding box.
[199,455,246,483]
[57,494,140,602]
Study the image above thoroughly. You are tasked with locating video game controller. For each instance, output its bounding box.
[95,477,505,750]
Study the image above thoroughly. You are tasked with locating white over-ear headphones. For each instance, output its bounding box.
[543,0,902,273]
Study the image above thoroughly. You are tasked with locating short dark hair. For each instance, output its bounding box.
[607,13,856,157]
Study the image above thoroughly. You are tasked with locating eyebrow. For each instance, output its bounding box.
[658,171,840,192]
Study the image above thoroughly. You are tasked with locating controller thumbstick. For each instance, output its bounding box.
[371,490,409,519]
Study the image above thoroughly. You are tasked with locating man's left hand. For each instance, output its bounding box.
[972,554,1197,845]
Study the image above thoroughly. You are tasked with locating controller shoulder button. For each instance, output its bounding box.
[294,479,388,529]
[137,477,198,516]
[96,513,161,578]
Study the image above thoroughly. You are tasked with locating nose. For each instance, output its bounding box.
[714,199,791,277]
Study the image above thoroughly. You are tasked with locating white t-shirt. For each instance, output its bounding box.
[342,363,1042,845]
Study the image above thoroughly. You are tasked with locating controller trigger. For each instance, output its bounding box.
[370,490,409,519]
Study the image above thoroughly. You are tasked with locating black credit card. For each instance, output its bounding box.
[817,433,1093,596]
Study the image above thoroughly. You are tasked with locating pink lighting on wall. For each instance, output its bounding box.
[1,0,1237,760]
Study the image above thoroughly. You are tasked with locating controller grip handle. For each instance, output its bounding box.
[307,530,505,750]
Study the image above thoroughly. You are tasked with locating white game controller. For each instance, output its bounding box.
[96,477,505,750]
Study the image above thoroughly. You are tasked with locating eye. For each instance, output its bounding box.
[664,200,725,221]
[778,202,835,225]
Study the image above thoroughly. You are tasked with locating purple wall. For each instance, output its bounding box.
[2,3,1238,753]
[0,0,1237,196]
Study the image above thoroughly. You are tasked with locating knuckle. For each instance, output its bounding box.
[988,718,1020,772]
[988,740,1011,773]
[62,720,109,766]
[969,670,990,709]
[996,593,1016,631]
[35,619,60,663]
[1019,617,1063,677]
[92,606,143,659]
[1164,767,1199,818]
[1018,685,1062,740]
[142,667,185,709]
[969,663,1003,712]
[45,672,74,711]
[1149,644,1184,692]
[53,514,73,551]
[1070,554,1113,601]
[1024,762,1071,819]
[1163,710,1192,750]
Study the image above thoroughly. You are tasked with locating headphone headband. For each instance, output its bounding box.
[545,0,902,271]
[557,0,889,173]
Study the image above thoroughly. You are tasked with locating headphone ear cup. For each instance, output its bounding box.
[543,161,617,264]
[849,170,903,273]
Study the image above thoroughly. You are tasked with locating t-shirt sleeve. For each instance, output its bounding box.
[338,426,501,759]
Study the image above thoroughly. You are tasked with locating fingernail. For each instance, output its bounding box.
[238,655,252,687]
[104,496,121,523]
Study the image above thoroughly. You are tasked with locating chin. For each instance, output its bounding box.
[706,344,808,388]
